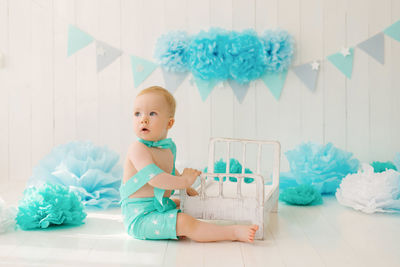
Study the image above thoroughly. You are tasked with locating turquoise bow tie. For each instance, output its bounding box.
[138,138,174,149]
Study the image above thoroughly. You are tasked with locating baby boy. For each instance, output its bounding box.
[120,86,258,242]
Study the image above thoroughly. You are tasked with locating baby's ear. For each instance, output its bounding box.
[167,118,175,129]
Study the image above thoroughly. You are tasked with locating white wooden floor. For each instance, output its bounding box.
[1,183,400,267]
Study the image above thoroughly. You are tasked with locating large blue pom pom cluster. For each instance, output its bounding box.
[16,183,87,230]
[154,28,294,83]
[29,141,122,209]
[280,142,360,194]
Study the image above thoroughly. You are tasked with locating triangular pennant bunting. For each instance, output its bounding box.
[384,20,400,42]
[327,47,354,79]
[292,62,320,92]
[161,69,189,94]
[357,32,385,64]
[260,69,289,100]
[228,80,250,103]
[130,55,158,88]
[67,25,94,57]
[194,77,219,101]
[96,40,122,72]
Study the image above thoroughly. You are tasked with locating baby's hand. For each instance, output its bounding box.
[181,168,201,187]
[186,187,199,196]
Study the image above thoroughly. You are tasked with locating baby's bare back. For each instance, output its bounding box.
[123,146,174,198]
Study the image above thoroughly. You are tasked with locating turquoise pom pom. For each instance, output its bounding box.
[227,30,267,84]
[188,28,230,81]
[394,153,400,171]
[154,31,191,72]
[279,184,323,206]
[204,158,254,183]
[370,161,397,173]
[16,183,87,230]
[281,142,360,195]
[262,29,294,73]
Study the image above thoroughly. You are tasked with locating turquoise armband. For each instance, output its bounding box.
[120,164,164,201]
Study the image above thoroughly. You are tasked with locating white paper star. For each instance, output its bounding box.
[136,64,144,72]
[133,178,138,183]
[155,230,160,235]
[216,82,224,89]
[97,46,106,56]
[189,77,195,85]
[310,61,320,71]
[340,47,351,57]
[169,214,175,218]
[148,173,155,179]
[134,208,139,213]
[152,220,158,225]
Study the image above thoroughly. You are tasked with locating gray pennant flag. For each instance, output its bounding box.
[292,62,319,92]
[161,68,189,94]
[228,79,250,103]
[96,40,122,72]
[357,32,385,64]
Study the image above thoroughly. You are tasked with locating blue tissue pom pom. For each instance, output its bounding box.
[154,31,191,72]
[227,30,267,84]
[279,184,323,206]
[370,161,397,173]
[262,29,294,73]
[188,28,231,81]
[204,158,254,183]
[281,142,360,194]
[16,183,87,230]
[29,141,122,209]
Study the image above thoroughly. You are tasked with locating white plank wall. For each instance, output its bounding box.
[0,0,9,183]
[0,0,400,185]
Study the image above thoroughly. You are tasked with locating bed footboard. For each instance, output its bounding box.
[179,138,280,240]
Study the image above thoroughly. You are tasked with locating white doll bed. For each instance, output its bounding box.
[179,137,280,240]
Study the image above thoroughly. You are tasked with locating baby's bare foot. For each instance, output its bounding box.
[233,224,259,243]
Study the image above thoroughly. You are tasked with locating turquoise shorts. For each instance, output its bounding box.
[121,197,181,240]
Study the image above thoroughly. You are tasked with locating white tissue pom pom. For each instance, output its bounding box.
[0,197,17,233]
[336,163,400,214]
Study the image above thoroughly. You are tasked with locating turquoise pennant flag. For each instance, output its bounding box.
[327,48,354,79]
[67,25,94,57]
[260,69,289,100]
[384,20,400,42]
[130,55,158,88]
[194,77,219,101]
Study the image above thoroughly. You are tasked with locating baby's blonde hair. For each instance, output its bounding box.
[137,86,176,117]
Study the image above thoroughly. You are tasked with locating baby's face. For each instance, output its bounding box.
[133,93,174,141]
